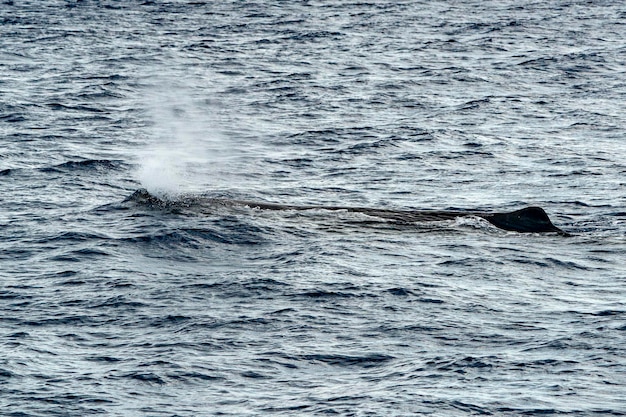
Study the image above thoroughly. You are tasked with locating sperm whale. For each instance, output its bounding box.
[126,189,569,236]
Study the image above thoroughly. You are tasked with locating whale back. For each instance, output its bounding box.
[124,190,569,235]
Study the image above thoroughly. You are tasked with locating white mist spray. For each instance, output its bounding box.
[136,78,230,199]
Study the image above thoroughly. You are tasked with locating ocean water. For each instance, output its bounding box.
[1,1,626,415]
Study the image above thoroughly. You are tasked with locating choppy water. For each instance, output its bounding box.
[2,1,626,415]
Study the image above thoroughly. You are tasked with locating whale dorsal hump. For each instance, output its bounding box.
[482,207,568,235]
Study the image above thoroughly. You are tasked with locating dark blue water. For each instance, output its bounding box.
[2,1,626,415]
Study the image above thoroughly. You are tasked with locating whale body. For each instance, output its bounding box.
[126,189,569,236]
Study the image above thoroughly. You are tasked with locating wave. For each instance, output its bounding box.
[39,159,127,173]
[295,353,394,368]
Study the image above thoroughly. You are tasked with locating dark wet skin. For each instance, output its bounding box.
[127,189,570,236]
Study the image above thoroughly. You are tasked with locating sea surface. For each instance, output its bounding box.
[1,1,626,415]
